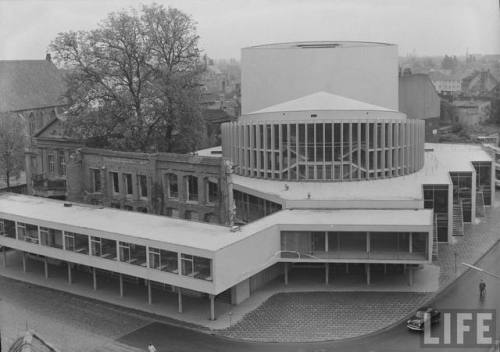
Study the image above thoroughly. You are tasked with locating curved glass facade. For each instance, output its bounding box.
[221,119,425,181]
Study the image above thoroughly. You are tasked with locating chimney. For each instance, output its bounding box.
[45,53,51,62]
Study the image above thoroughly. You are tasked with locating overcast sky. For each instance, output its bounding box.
[0,0,499,61]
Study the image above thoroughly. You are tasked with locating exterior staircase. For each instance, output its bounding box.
[452,200,464,236]
[476,191,486,218]
[432,214,441,259]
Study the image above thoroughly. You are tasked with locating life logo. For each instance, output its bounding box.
[421,309,496,348]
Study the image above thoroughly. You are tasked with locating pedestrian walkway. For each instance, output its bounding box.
[221,291,430,342]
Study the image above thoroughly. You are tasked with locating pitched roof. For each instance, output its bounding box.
[0,60,66,112]
[248,91,398,115]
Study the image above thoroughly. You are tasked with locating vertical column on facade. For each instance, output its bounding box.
[178,287,183,313]
[67,262,72,284]
[366,232,371,255]
[386,122,394,177]
[322,123,326,179]
[365,122,370,179]
[209,294,215,320]
[409,121,414,173]
[357,123,362,180]
[374,123,378,179]
[403,122,408,175]
[256,124,261,178]
[243,125,248,176]
[331,123,335,181]
[249,124,255,177]
[147,280,152,304]
[284,262,289,285]
[92,267,97,290]
[325,263,329,285]
[232,123,237,168]
[348,123,353,180]
[340,122,344,181]
[22,251,26,272]
[413,121,418,172]
[313,124,317,179]
[394,122,400,176]
[238,125,244,175]
[286,124,291,181]
[271,124,276,179]
[37,225,41,246]
[409,232,413,253]
[278,124,283,180]
[305,123,309,179]
[381,122,386,178]
[44,257,48,279]
[295,124,300,181]
[119,273,124,297]
[263,124,268,179]
[366,264,371,285]
[14,221,19,240]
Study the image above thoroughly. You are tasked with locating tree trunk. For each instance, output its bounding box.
[5,170,10,190]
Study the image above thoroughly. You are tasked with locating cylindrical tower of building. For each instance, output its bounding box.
[241,41,399,115]
[222,92,425,181]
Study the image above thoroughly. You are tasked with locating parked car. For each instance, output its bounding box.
[407,307,441,331]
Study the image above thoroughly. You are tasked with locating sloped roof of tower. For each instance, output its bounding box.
[243,91,405,121]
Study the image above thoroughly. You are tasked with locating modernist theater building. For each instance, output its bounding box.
[0,42,494,319]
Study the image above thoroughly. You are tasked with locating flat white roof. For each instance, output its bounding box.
[0,194,434,253]
[0,194,232,252]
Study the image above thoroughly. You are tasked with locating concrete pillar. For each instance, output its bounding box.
[325,263,329,285]
[409,233,413,253]
[408,267,413,286]
[92,267,97,290]
[366,264,370,285]
[230,279,250,305]
[147,280,152,305]
[119,274,124,297]
[178,288,183,313]
[22,252,26,273]
[44,257,48,279]
[67,262,72,284]
[284,263,289,285]
[209,294,215,321]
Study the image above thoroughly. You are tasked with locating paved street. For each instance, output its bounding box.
[0,277,153,352]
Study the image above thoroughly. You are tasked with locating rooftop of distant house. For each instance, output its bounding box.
[0,56,66,113]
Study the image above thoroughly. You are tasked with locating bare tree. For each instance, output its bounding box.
[50,3,206,153]
[0,114,26,189]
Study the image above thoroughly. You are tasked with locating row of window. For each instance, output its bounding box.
[89,169,219,204]
[0,219,212,281]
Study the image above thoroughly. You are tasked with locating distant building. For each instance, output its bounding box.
[452,100,492,126]
[399,74,441,140]
[462,70,499,97]
[25,117,230,224]
[428,71,462,96]
[0,55,66,140]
